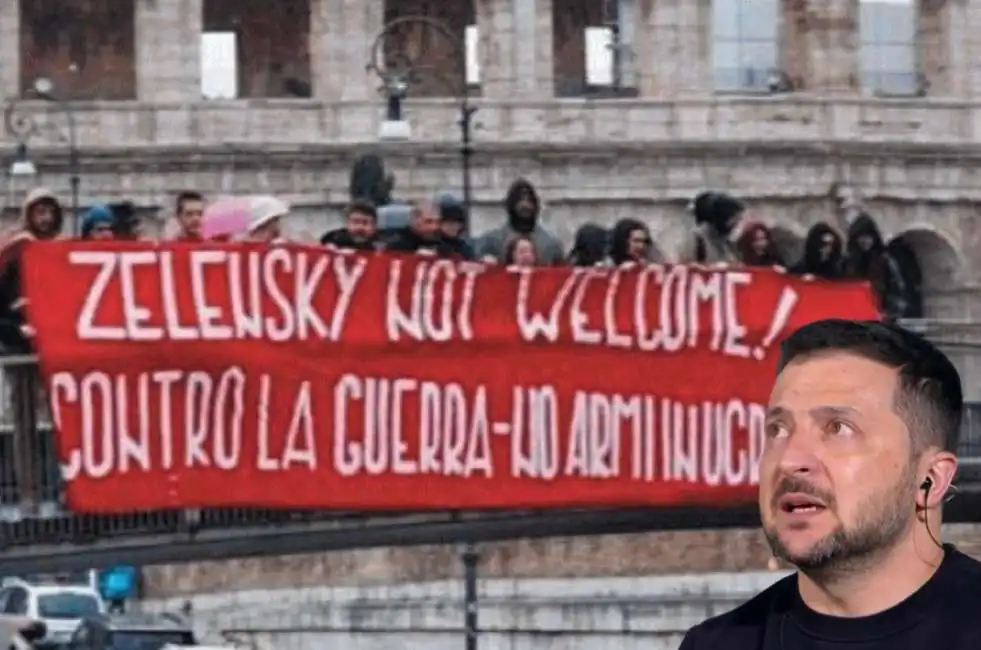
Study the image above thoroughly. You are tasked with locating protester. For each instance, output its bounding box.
[80,205,116,240]
[682,190,744,264]
[503,234,539,267]
[172,190,205,241]
[791,223,844,280]
[245,195,288,243]
[384,201,457,257]
[737,221,784,267]
[321,200,380,251]
[680,319,981,649]
[844,213,910,319]
[201,196,288,243]
[474,178,564,264]
[609,218,654,267]
[108,201,141,241]
[0,188,64,352]
[567,223,609,267]
[436,193,475,260]
[0,188,64,514]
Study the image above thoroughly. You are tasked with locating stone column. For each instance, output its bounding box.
[311,0,383,101]
[781,0,860,93]
[921,0,978,98]
[136,0,203,102]
[0,2,19,98]
[636,0,712,97]
[478,0,553,99]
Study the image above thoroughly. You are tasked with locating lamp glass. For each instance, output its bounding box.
[10,160,36,177]
[33,77,54,96]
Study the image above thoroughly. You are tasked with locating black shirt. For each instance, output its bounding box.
[680,545,981,650]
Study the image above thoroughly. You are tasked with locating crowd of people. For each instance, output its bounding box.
[0,156,926,514]
[0,164,925,358]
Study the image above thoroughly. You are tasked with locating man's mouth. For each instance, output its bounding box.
[778,493,828,514]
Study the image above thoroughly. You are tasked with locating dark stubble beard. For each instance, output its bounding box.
[763,461,919,580]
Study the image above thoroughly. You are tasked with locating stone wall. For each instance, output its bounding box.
[142,523,981,598]
[8,1,981,101]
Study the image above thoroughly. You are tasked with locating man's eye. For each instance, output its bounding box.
[765,422,789,438]
[828,420,855,436]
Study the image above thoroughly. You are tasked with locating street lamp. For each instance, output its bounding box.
[33,77,80,235]
[9,144,36,178]
[4,77,81,234]
[367,16,477,236]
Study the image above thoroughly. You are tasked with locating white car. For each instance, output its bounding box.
[0,579,106,645]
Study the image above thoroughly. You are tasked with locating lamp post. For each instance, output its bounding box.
[3,77,81,234]
[367,16,477,236]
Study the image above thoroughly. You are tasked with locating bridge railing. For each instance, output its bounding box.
[2,342,981,554]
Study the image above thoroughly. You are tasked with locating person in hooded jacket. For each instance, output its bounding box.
[0,188,63,513]
[737,221,784,267]
[384,201,459,257]
[567,223,609,267]
[680,191,744,264]
[0,188,64,353]
[791,222,845,280]
[320,200,380,251]
[844,213,911,319]
[80,205,117,240]
[609,218,654,267]
[436,194,475,260]
[474,178,564,264]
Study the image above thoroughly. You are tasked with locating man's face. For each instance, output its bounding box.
[88,222,114,240]
[441,220,463,239]
[819,233,837,261]
[178,199,204,238]
[857,233,875,252]
[512,239,537,266]
[514,192,537,219]
[412,205,441,238]
[346,210,376,242]
[29,200,58,235]
[760,352,918,573]
[248,217,281,243]
[627,228,650,260]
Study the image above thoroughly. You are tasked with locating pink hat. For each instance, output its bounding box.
[202,198,252,241]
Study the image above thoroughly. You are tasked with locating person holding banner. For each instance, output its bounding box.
[680,319,981,649]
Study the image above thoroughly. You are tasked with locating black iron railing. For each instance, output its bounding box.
[2,352,980,557]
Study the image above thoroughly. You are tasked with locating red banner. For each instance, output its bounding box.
[22,243,879,513]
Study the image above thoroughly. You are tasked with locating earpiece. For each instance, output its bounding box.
[921,477,934,491]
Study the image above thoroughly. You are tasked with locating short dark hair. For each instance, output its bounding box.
[778,319,962,453]
[345,200,377,221]
[176,191,204,215]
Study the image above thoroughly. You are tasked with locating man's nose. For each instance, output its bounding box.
[776,429,823,476]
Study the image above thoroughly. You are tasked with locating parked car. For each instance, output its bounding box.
[0,578,105,646]
[67,613,196,650]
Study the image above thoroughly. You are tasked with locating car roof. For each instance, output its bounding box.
[87,613,191,632]
[28,585,100,597]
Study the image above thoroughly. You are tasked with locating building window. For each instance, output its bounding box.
[203,0,312,99]
[201,32,238,99]
[859,0,918,96]
[711,0,779,93]
[19,0,137,100]
[382,0,475,97]
[465,24,480,86]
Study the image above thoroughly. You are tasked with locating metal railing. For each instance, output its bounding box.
[2,351,980,558]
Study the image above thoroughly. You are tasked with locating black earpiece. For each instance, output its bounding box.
[921,476,934,491]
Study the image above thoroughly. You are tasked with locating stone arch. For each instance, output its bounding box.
[887,224,965,319]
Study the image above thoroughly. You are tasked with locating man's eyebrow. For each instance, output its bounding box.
[810,405,862,419]
[765,405,862,420]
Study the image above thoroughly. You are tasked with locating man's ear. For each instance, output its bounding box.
[919,451,958,509]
